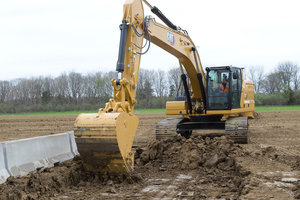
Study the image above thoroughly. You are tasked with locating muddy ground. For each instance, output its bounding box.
[0,111,299,199]
[0,113,164,145]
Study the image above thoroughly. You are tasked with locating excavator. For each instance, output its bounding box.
[74,0,255,176]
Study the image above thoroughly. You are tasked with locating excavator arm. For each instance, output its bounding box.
[101,0,207,114]
[74,0,208,176]
[146,16,207,113]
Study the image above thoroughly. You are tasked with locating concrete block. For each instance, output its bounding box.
[5,132,77,177]
[0,143,10,184]
[68,131,79,156]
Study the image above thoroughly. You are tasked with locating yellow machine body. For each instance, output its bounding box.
[74,0,255,175]
[166,79,255,119]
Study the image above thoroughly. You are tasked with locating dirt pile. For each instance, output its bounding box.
[0,157,84,200]
[293,181,300,199]
[0,135,250,199]
[136,135,244,170]
[0,156,138,200]
[134,135,250,198]
[292,157,300,171]
[1,126,299,199]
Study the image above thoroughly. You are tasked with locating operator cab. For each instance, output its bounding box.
[206,66,242,110]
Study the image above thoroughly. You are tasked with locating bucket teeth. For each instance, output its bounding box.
[74,112,138,175]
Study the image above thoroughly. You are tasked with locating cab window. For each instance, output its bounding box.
[207,69,230,109]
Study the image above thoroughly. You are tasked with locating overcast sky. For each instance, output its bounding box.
[1,0,299,80]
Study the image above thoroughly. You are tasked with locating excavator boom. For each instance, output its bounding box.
[75,0,145,175]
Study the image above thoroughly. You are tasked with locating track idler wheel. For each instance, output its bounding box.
[179,130,192,139]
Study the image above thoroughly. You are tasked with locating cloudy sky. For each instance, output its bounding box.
[0,0,299,80]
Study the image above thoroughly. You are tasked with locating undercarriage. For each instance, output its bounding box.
[155,116,248,144]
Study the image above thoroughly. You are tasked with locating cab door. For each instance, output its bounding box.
[206,69,230,110]
[231,69,242,108]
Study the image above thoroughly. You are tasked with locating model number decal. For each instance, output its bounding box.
[167,32,175,45]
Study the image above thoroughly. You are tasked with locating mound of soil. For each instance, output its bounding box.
[134,135,250,198]
[0,159,78,199]
[0,135,250,199]
[0,156,138,200]
[293,181,300,199]
[292,157,300,171]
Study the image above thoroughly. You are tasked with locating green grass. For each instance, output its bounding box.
[0,111,92,116]
[255,105,300,111]
[0,108,165,116]
[1,106,300,116]
[135,108,165,114]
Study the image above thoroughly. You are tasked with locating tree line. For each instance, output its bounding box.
[0,68,183,113]
[246,61,300,105]
[0,61,299,113]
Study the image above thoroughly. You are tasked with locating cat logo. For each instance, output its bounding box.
[167,32,175,45]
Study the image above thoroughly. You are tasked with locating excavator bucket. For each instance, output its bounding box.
[74,112,138,175]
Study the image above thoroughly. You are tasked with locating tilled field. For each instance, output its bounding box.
[0,111,300,199]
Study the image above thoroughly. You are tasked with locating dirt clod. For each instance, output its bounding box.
[134,135,249,198]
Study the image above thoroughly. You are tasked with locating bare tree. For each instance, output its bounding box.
[153,70,167,98]
[14,79,31,104]
[152,70,168,107]
[68,72,83,104]
[292,65,299,91]
[136,69,154,107]
[104,71,117,98]
[28,77,43,104]
[136,69,146,99]
[168,67,181,97]
[276,61,298,89]
[54,73,70,102]
[247,66,265,93]
[83,73,100,103]
[261,72,282,94]
[0,81,11,103]
[41,77,54,104]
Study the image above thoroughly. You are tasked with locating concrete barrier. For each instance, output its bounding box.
[68,131,79,156]
[0,131,78,184]
[0,143,10,184]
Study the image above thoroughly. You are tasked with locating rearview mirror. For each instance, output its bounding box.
[233,72,239,79]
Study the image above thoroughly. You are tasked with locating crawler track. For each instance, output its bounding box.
[155,118,183,140]
[155,116,249,143]
[225,116,248,143]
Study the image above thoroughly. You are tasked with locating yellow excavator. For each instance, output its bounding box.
[74,0,255,176]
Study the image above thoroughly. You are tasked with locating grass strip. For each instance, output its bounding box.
[0,108,165,116]
[1,106,300,116]
[255,105,300,111]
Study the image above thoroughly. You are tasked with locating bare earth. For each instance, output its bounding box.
[0,111,299,199]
